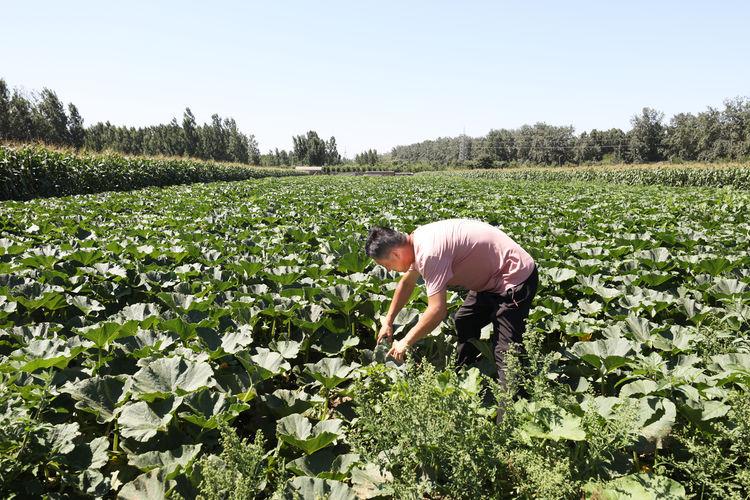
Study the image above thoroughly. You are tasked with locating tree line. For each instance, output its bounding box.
[354,149,379,166]
[0,78,345,167]
[3,77,748,168]
[0,79,85,149]
[386,98,750,167]
[85,110,261,164]
[0,78,265,164]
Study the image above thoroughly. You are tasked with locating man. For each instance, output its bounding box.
[364,218,538,394]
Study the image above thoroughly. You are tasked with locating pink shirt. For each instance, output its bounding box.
[409,219,535,296]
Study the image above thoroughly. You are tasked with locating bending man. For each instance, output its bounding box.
[365,218,538,392]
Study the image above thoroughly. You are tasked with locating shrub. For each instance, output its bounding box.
[196,423,268,500]
[665,391,750,498]
[349,362,513,499]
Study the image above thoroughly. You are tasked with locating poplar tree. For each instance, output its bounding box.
[67,103,85,148]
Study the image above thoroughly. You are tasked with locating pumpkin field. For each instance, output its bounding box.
[1,174,749,499]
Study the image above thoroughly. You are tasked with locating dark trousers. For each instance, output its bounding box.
[454,266,539,391]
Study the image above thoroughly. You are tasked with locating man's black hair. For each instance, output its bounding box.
[365,226,408,259]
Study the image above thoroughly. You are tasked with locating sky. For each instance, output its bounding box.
[1,1,748,157]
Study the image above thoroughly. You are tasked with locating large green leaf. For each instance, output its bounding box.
[545,267,577,283]
[710,353,750,379]
[570,337,634,373]
[276,414,344,455]
[635,397,677,442]
[261,389,323,418]
[46,422,81,456]
[583,473,686,499]
[293,304,327,331]
[157,292,213,313]
[269,339,301,359]
[350,462,395,499]
[131,356,215,401]
[128,443,202,479]
[110,302,162,328]
[619,379,659,398]
[283,476,357,500]
[117,329,178,358]
[517,401,586,442]
[68,295,105,315]
[118,397,182,442]
[178,389,249,429]
[634,247,672,268]
[236,348,291,381]
[621,316,672,351]
[287,449,360,480]
[12,335,90,372]
[75,321,138,349]
[118,469,174,500]
[61,375,126,423]
[218,325,254,354]
[324,284,359,314]
[312,332,360,355]
[304,357,360,389]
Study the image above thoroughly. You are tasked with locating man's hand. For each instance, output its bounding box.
[377,270,419,345]
[377,322,393,344]
[387,338,409,363]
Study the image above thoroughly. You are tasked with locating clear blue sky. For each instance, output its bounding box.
[1,1,748,157]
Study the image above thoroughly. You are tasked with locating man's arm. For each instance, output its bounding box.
[388,290,448,362]
[377,269,420,343]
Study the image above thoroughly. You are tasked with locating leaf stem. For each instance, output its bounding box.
[113,419,119,453]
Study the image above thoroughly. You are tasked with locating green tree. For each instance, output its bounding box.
[34,88,69,145]
[67,103,85,148]
[485,128,516,163]
[165,118,185,156]
[694,108,725,160]
[326,136,340,165]
[574,131,600,163]
[628,107,665,162]
[8,90,35,141]
[721,97,750,160]
[200,114,228,161]
[355,149,379,166]
[182,107,198,157]
[277,149,290,166]
[247,133,261,165]
[306,131,327,165]
[292,130,327,165]
[515,123,575,165]
[0,78,10,139]
[224,117,249,163]
[292,134,307,164]
[665,113,700,161]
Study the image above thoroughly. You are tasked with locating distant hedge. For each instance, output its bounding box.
[435,165,750,190]
[0,145,302,201]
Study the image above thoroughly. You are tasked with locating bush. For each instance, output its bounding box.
[665,391,750,498]
[196,423,268,500]
[349,362,513,499]
[475,154,494,169]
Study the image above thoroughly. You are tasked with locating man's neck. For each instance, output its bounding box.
[405,235,415,267]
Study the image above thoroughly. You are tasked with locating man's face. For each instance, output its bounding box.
[375,248,410,272]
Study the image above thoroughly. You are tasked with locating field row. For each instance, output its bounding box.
[0,175,748,498]
[0,145,300,201]
[441,163,750,189]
